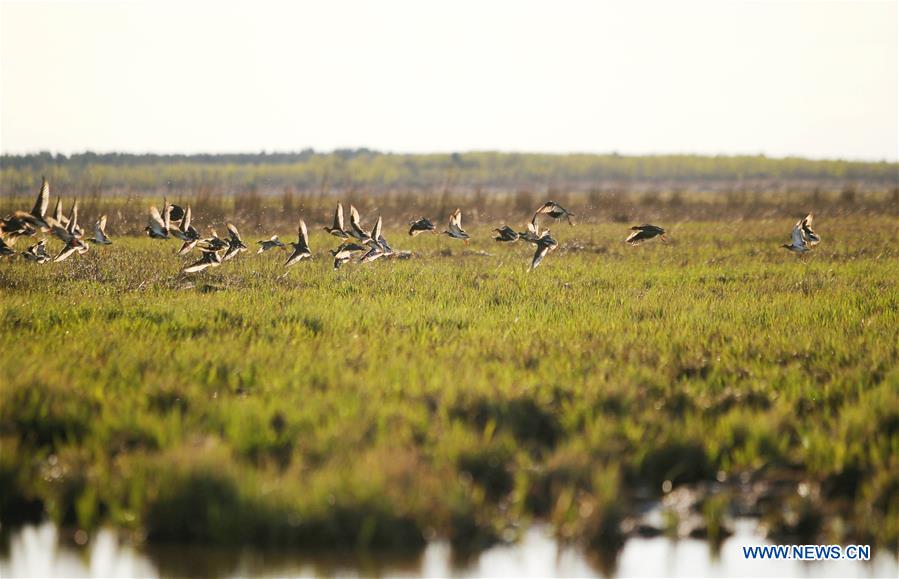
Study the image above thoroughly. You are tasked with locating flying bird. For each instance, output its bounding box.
[0,215,37,245]
[257,235,286,253]
[200,229,229,252]
[183,249,222,273]
[367,214,390,251]
[285,219,313,267]
[493,226,520,242]
[21,240,50,263]
[360,245,387,263]
[529,231,559,271]
[519,222,543,244]
[17,176,51,231]
[782,214,820,253]
[48,199,89,262]
[146,200,171,239]
[171,205,201,254]
[323,202,349,238]
[222,223,248,261]
[0,176,50,244]
[52,197,67,226]
[360,215,394,263]
[533,201,574,226]
[51,235,89,263]
[443,209,470,243]
[347,205,371,242]
[408,217,436,236]
[64,199,84,238]
[377,233,394,255]
[625,224,667,245]
[88,215,113,245]
[331,241,367,270]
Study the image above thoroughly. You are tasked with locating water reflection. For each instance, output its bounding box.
[2,520,896,578]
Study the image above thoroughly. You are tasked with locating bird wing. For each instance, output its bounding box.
[531,203,550,223]
[184,253,214,273]
[94,216,106,241]
[625,230,644,244]
[334,202,345,231]
[53,198,64,222]
[531,244,550,270]
[360,247,383,263]
[54,244,78,263]
[223,246,239,261]
[178,240,198,255]
[162,198,171,231]
[227,223,241,242]
[182,262,207,273]
[446,211,458,233]
[298,219,309,250]
[32,177,50,218]
[349,205,369,238]
[149,206,166,231]
[67,200,79,236]
[372,215,382,242]
[791,221,805,248]
[182,205,192,232]
[800,214,820,245]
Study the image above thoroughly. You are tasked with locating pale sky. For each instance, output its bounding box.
[1,0,896,160]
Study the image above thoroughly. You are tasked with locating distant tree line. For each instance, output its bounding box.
[1,150,896,194]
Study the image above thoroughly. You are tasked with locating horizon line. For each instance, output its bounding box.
[1,148,897,165]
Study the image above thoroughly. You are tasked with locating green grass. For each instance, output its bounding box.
[1,216,897,555]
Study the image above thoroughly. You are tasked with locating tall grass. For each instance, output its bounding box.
[1,216,897,557]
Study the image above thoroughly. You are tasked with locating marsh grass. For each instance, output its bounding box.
[1,216,897,557]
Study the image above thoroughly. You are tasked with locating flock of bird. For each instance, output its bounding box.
[1,177,822,272]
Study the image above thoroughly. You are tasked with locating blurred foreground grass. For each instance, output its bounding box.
[1,216,897,557]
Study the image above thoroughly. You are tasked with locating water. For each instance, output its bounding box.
[2,520,896,578]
